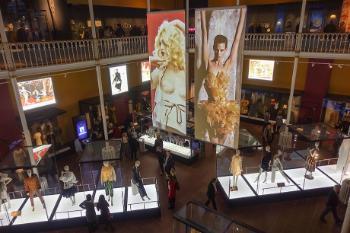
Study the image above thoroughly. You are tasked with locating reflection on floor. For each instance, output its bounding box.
[94,188,125,214]
[284,168,336,190]
[13,194,59,225]
[0,198,25,226]
[317,165,346,184]
[218,176,255,199]
[244,172,299,195]
[127,184,158,211]
[54,191,93,220]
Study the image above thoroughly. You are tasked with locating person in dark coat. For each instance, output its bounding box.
[96,195,114,231]
[129,136,139,161]
[164,150,175,178]
[154,133,164,175]
[79,194,97,233]
[320,185,342,224]
[205,178,218,210]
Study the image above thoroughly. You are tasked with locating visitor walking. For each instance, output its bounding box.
[79,194,97,233]
[154,133,164,175]
[96,195,114,232]
[129,136,139,161]
[164,150,175,178]
[168,168,179,209]
[205,178,218,210]
[320,185,342,225]
[120,132,130,160]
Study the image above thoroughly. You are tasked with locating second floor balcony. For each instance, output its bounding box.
[0,32,349,78]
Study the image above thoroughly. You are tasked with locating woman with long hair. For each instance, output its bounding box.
[96,194,114,231]
[151,19,186,135]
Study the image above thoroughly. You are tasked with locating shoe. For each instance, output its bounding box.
[32,207,35,211]
[147,196,151,200]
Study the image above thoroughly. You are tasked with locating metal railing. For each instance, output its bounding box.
[1,33,350,71]
[98,36,147,59]
[245,33,296,52]
[8,40,95,69]
[300,33,350,54]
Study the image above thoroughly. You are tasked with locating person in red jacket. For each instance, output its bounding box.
[168,168,179,209]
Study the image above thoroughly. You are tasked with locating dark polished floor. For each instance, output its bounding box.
[43,122,345,233]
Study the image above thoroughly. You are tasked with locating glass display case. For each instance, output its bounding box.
[216,128,262,200]
[216,123,350,201]
[289,123,350,186]
[240,87,301,124]
[126,177,159,212]
[173,201,263,233]
[0,143,61,227]
[139,125,199,162]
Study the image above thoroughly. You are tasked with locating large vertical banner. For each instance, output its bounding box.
[147,11,187,135]
[340,0,350,32]
[195,7,246,148]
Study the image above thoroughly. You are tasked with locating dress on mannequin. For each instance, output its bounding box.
[101,144,116,160]
[101,162,116,205]
[278,127,293,160]
[255,147,272,183]
[305,145,319,180]
[12,147,27,182]
[131,161,150,201]
[0,173,12,211]
[271,151,290,183]
[229,151,242,191]
[59,166,78,205]
[24,170,46,211]
[337,138,350,172]
[33,130,43,147]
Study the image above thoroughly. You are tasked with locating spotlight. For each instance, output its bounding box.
[338,64,343,69]
[311,63,315,67]
[329,64,333,69]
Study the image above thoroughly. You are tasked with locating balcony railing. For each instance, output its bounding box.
[245,33,296,52]
[1,33,349,72]
[98,36,147,59]
[300,33,350,54]
[8,40,95,70]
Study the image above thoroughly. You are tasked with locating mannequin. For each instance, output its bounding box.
[101,142,116,160]
[305,142,319,180]
[255,146,272,183]
[33,127,43,147]
[12,144,27,182]
[131,161,150,201]
[59,165,78,205]
[278,125,293,161]
[100,161,116,205]
[0,173,12,211]
[24,169,46,211]
[271,150,290,183]
[337,138,350,173]
[229,150,242,191]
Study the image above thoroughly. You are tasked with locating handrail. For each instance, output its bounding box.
[1,33,350,71]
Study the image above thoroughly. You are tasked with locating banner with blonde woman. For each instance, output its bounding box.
[195,7,246,148]
[147,11,187,135]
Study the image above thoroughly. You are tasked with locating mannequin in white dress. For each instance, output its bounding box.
[59,165,78,205]
[0,173,12,211]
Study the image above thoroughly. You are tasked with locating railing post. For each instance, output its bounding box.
[88,0,108,140]
[286,0,306,125]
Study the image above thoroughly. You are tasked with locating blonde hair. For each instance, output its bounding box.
[154,19,185,71]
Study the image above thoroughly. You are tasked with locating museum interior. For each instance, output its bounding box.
[0,0,350,233]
